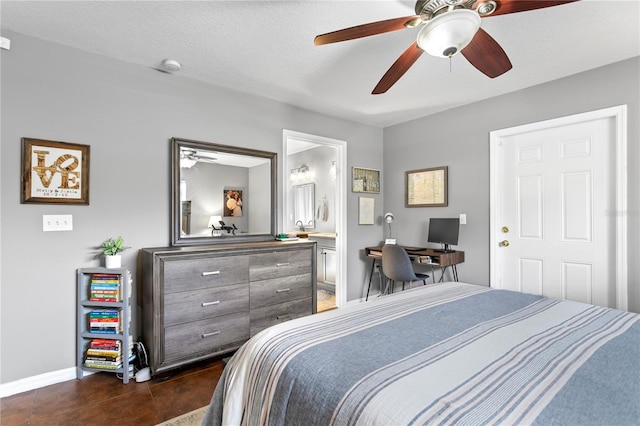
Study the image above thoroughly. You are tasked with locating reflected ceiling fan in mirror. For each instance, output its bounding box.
[314,0,579,94]
[180,148,218,168]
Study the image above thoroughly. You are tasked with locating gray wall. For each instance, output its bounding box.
[248,162,271,233]
[0,31,384,384]
[383,56,640,312]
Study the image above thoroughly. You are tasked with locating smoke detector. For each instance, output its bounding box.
[159,59,181,73]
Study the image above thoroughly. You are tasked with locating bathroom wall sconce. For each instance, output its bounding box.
[290,164,311,182]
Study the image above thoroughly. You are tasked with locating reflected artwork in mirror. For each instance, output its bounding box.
[171,137,277,246]
[293,183,315,230]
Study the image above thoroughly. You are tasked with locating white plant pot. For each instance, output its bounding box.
[105,254,122,268]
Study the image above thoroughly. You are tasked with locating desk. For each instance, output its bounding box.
[364,246,465,300]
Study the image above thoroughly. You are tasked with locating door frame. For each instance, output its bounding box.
[283,130,347,308]
[489,105,628,310]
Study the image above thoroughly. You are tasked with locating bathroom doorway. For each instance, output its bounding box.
[283,130,346,311]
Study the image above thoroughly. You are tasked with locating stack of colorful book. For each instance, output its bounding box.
[84,338,123,370]
[88,308,122,334]
[89,273,121,302]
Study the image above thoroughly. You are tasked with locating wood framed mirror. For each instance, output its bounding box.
[171,137,277,246]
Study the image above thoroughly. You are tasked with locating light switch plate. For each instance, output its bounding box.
[459,214,467,225]
[43,214,73,231]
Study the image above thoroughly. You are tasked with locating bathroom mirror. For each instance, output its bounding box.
[293,183,315,230]
[171,137,277,246]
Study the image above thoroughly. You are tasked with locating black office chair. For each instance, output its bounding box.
[381,244,430,293]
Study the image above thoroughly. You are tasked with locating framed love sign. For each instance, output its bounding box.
[21,138,90,205]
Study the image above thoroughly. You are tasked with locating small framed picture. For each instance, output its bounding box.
[358,197,375,225]
[223,189,243,217]
[406,166,448,207]
[21,138,90,205]
[352,167,380,193]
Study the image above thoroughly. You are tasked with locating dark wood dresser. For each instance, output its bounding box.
[140,240,316,375]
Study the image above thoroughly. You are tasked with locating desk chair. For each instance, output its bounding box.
[381,244,430,293]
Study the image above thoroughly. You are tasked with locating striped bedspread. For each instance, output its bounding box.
[204,282,640,425]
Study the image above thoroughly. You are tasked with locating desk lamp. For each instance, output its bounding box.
[384,212,396,244]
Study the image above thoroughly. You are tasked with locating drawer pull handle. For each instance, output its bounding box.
[202,300,220,307]
[277,315,292,321]
[202,271,221,276]
[276,263,291,267]
[202,331,221,338]
[276,288,291,293]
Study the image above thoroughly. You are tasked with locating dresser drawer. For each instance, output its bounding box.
[162,255,249,293]
[249,249,311,281]
[250,273,312,309]
[164,312,249,361]
[250,297,312,336]
[164,283,249,326]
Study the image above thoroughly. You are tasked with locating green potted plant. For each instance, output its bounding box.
[99,236,129,268]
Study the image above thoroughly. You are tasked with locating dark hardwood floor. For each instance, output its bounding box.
[1,357,224,425]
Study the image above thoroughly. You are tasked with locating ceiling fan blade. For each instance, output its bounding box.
[462,28,512,78]
[372,41,424,95]
[314,15,419,46]
[476,0,580,17]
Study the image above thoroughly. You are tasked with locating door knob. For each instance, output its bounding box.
[500,240,510,247]
[502,226,509,233]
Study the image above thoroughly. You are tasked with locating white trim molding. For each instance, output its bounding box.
[283,130,347,308]
[0,367,83,398]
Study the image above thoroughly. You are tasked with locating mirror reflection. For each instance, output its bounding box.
[293,183,315,231]
[171,138,276,246]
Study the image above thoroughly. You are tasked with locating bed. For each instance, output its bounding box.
[203,282,640,425]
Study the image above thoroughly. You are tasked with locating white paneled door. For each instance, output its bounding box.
[490,106,628,310]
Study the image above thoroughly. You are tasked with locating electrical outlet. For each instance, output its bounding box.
[43,214,73,231]
[459,213,467,225]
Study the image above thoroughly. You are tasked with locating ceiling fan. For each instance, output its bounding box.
[180,149,217,168]
[314,0,579,94]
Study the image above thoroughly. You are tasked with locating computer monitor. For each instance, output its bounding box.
[427,218,460,253]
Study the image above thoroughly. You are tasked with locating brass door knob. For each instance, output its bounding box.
[500,240,510,247]
[502,226,509,233]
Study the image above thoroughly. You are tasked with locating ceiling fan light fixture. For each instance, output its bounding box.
[180,157,197,169]
[416,9,481,58]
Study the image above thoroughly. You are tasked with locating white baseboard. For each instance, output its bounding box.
[0,367,82,398]
[343,298,365,307]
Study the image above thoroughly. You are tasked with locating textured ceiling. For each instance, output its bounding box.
[1,0,639,127]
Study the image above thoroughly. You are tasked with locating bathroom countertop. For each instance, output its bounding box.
[308,232,336,239]
[286,232,336,239]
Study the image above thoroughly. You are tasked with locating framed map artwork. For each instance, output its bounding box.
[405,166,448,207]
